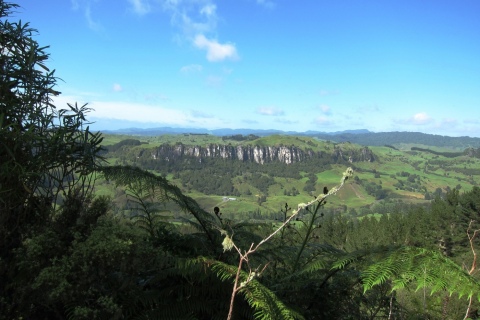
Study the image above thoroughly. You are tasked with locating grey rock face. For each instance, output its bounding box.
[151,143,375,164]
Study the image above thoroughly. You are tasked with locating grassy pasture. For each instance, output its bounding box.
[98,133,480,217]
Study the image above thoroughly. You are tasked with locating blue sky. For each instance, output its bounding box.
[13,0,480,136]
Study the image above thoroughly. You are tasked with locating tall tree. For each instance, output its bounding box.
[1,0,104,314]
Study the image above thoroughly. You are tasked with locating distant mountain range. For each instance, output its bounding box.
[102,127,480,149]
[102,127,371,137]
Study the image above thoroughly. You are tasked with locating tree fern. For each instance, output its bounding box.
[278,242,344,280]
[361,246,480,300]
[99,165,219,247]
[326,245,480,302]
[126,186,171,237]
[207,258,305,320]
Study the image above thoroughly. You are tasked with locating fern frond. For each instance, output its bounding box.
[177,216,206,232]
[240,279,305,320]
[276,243,342,282]
[361,246,480,301]
[100,165,215,221]
[99,165,218,245]
[124,256,238,319]
[328,245,397,271]
[205,259,304,320]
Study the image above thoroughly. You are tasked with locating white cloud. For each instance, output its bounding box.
[191,110,213,118]
[113,83,123,92]
[51,98,225,129]
[392,112,434,128]
[206,75,223,87]
[319,104,331,114]
[144,93,169,102]
[180,64,203,73]
[161,1,238,62]
[256,0,275,9]
[313,116,332,125]
[128,0,151,15]
[432,117,459,133]
[52,93,100,110]
[71,0,80,10]
[200,4,216,17]
[70,1,104,32]
[242,119,259,124]
[85,5,102,31]
[165,0,218,36]
[274,118,297,125]
[411,112,433,125]
[194,34,238,62]
[353,105,380,118]
[88,101,191,125]
[440,117,457,126]
[222,67,233,75]
[464,118,480,125]
[256,106,284,116]
[52,94,176,123]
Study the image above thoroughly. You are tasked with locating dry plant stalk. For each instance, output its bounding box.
[223,167,354,320]
[463,219,480,320]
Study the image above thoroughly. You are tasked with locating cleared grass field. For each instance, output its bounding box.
[97,133,480,217]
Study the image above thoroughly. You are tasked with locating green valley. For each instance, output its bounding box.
[98,132,480,218]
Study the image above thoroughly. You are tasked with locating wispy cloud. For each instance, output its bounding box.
[83,99,222,128]
[313,116,333,126]
[356,104,380,113]
[72,0,237,61]
[191,110,213,118]
[113,83,123,92]
[318,104,331,114]
[206,75,223,87]
[180,64,203,73]
[439,117,457,126]
[256,0,275,9]
[128,0,151,15]
[432,117,459,133]
[200,3,216,17]
[144,93,169,103]
[84,5,103,31]
[256,106,284,116]
[410,112,433,125]
[464,118,480,125]
[164,1,218,36]
[162,1,239,62]
[71,0,80,10]
[274,118,297,125]
[194,34,238,62]
[89,101,189,124]
[394,112,436,129]
[71,0,103,32]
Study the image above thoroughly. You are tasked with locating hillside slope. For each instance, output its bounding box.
[97,133,480,215]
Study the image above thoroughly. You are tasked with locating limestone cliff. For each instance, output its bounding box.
[151,143,375,164]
